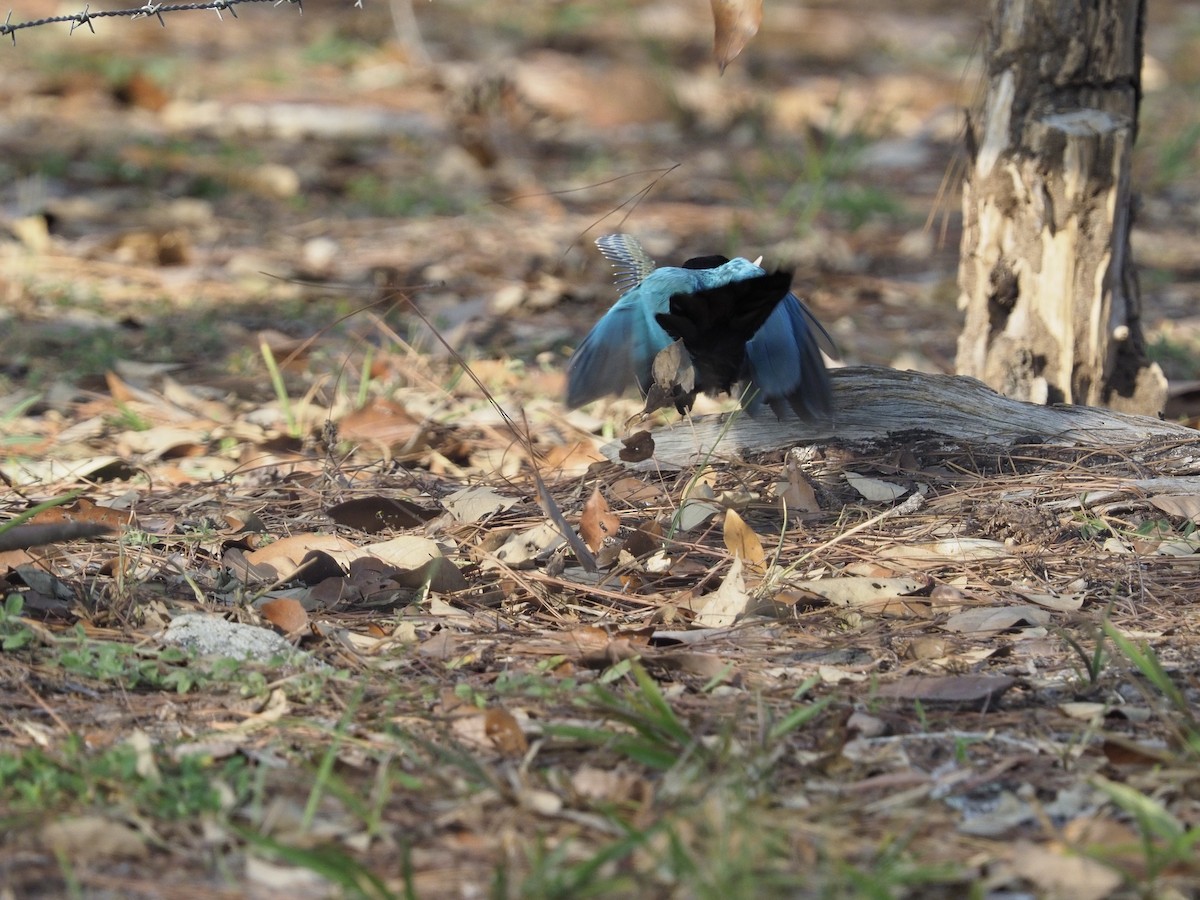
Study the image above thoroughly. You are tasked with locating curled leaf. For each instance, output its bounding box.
[711,0,764,73]
[580,486,621,552]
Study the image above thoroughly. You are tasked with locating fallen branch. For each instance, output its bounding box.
[607,366,1199,469]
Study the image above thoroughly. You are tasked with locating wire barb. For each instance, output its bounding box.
[132,3,166,26]
[0,0,327,41]
[69,3,94,34]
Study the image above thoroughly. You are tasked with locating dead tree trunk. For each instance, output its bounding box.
[956,0,1167,415]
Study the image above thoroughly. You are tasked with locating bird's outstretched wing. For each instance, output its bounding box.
[595,233,657,292]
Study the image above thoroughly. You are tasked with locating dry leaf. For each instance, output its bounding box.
[619,430,656,463]
[876,675,1015,709]
[326,496,434,532]
[484,707,529,757]
[243,534,361,578]
[692,557,748,628]
[608,476,666,506]
[541,440,606,477]
[1006,840,1121,900]
[776,461,819,512]
[42,816,147,863]
[337,397,425,453]
[790,575,924,607]
[844,472,908,502]
[1147,492,1200,522]
[710,0,763,72]
[443,485,518,523]
[722,508,766,568]
[361,534,444,569]
[580,486,620,552]
[879,538,1009,567]
[942,605,1050,635]
[259,597,309,634]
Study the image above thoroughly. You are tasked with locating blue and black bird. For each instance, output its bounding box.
[566,234,835,420]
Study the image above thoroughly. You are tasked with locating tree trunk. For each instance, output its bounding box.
[956,0,1167,415]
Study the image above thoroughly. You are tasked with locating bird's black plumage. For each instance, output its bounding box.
[654,271,795,411]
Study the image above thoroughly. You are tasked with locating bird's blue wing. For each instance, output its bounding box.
[566,287,673,408]
[743,293,835,420]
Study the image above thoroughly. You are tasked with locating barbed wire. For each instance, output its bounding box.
[0,0,365,44]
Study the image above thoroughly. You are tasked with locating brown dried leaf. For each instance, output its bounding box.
[722,508,765,567]
[337,397,425,452]
[619,430,655,463]
[777,463,819,513]
[608,476,667,506]
[259,597,309,634]
[711,0,763,73]
[484,707,529,757]
[326,496,435,533]
[541,440,607,477]
[580,486,620,552]
[243,534,360,579]
[30,498,127,530]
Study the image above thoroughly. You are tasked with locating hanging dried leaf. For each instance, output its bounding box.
[580,486,621,552]
[710,0,764,73]
[722,508,766,568]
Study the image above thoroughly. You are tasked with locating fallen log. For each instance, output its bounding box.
[604,366,1198,469]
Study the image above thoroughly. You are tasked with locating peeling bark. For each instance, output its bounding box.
[956,0,1166,415]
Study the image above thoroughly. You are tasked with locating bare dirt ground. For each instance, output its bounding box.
[2,1,1200,897]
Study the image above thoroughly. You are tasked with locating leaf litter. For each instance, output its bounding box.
[2,3,1200,898]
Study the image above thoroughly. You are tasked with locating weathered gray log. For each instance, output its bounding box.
[956,0,1166,415]
[603,367,1196,469]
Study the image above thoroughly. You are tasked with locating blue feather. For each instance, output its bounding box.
[568,235,834,420]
